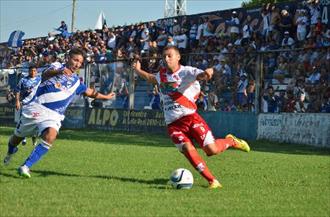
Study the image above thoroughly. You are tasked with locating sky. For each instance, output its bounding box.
[0,0,244,43]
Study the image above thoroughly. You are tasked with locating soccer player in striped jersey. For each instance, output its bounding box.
[4,47,116,178]
[133,46,250,189]
[14,64,41,146]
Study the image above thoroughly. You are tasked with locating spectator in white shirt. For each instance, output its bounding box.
[296,10,308,41]
[281,31,295,47]
[226,11,240,41]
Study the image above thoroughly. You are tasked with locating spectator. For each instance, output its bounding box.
[236,73,248,109]
[189,19,198,49]
[294,78,307,112]
[156,29,167,52]
[296,9,308,42]
[261,3,272,39]
[226,11,240,41]
[207,89,219,111]
[306,0,321,35]
[283,89,297,112]
[281,31,295,48]
[241,15,253,46]
[279,9,293,39]
[148,85,161,110]
[263,86,280,113]
[307,65,321,85]
[270,5,281,42]
[247,79,255,111]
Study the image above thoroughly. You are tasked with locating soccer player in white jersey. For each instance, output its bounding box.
[4,47,116,178]
[133,46,250,189]
[14,65,41,146]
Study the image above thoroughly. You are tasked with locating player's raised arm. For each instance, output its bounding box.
[196,67,214,81]
[133,60,158,85]
[84,88,116,100]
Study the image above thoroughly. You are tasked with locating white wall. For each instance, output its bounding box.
[258,113,330,148]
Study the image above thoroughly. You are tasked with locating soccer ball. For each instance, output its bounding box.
[169,168,194,189]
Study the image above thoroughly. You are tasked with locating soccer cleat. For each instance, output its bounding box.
[3,155,13,166]
[3,146,18,166]
[226,134,250,152]
[209,179,222,189]
[22,138,27,146]
[32,137,37,146]
[18,165,31,178]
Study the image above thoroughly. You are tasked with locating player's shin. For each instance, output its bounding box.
[182,146,215,183]
[22,140,51,168]
[7,142,18,155]
[3,136,19,165]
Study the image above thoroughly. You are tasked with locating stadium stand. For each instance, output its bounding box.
[0,0,329,113]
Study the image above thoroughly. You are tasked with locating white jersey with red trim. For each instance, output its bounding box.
[155,65,204,124]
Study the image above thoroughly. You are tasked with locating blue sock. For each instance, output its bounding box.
[7,142,18,155]
[24,143,49,168]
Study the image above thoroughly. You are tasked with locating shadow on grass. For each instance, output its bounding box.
[31,169,168,186]
[57,129,173,148]
[251,139,330,156]
[0,127,173,148]
[0,170,21,179]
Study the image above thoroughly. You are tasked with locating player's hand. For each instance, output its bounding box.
[204,68,214,80]
[132,60,141,71]
[105,92,116,100]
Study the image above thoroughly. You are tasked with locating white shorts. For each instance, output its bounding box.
[14,102,64,138]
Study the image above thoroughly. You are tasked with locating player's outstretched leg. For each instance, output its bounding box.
[4,135,23,166]
[18,140,51,178]
[226,134,250,152]
[182,143,222,189]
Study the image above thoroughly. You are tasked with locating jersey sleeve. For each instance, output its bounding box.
[14,79,23,93]
[186,66,204,78]
[76,82,88,95]
[155,72,161,85]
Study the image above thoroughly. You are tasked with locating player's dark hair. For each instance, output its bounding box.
[69,47,86,59]
[28,64,37,71]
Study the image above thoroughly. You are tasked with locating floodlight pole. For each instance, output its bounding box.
[71,0,77,32]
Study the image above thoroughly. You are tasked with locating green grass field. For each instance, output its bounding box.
[0,126,329,217]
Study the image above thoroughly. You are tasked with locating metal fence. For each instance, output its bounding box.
[0,47,329,114]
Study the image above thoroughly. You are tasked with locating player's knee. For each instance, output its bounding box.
[181,143,194,153]
[204,143,217,156]
[41,128,58,144]
[41,139,53,149]
[175,143,185,153]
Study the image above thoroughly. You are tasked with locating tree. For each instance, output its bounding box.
[242,0,295,8]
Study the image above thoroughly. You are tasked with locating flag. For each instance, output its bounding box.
[94,11,107,30]
[7,30,25,47]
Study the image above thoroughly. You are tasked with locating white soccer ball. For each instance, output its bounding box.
[170,168,194,189]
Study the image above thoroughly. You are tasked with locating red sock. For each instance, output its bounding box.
[183,148,215,183]
[215,138,235,153]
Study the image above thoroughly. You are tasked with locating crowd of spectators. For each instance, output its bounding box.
[0,0,329,113]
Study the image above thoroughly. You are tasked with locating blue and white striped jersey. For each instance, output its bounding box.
[33,63,87,115]
[15,76,41,105]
